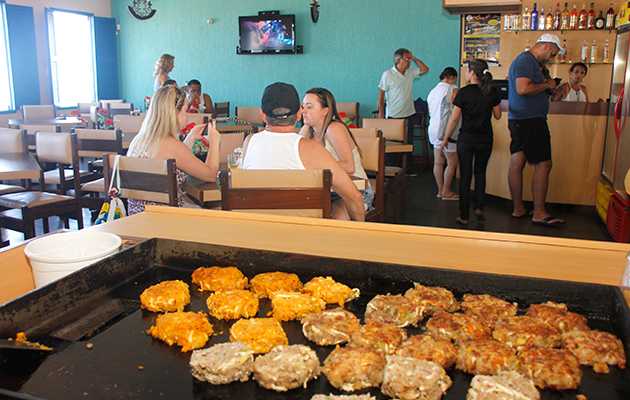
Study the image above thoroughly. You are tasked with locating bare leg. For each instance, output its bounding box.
[443,150,459,198]
[531,160,552,220]
[332,199,351,220]
[508,151,527,216]
[432,148,445,197]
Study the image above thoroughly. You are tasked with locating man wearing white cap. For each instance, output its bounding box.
[507,33,565,227]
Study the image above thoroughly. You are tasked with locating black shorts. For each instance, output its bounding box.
[508,118,551,164]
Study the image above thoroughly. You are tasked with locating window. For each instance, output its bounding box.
[0,3,14,112]
[47,9,96,108]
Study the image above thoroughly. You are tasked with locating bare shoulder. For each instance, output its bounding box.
[326,121,349,138]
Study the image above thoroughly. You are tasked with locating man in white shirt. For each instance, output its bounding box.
[242,82,365,221]
[378,48,429,144]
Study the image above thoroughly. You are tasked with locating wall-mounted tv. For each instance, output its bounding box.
[238,14,297,55]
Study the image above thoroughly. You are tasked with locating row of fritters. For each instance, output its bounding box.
[190,341,541,400]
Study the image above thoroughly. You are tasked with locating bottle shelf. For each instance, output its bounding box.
[504,29,616,33]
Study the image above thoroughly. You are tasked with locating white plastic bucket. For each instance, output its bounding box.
[24,231,122,288]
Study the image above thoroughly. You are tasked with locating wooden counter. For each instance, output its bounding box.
[487,101,608,205]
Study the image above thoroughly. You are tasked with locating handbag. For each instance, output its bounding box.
[94,155,127,225]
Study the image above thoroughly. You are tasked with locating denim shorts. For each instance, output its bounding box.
[332,184,375,211]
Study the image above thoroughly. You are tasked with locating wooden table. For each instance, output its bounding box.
[0,153,41,181]
[8,117,85,129]
[385,140,413,154]
[216,121,256,134]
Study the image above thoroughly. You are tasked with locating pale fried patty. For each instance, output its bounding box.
[395,334,457,369]
[426,311,490,343]
[206,289,259,320]
[348,321,407,355]
[466,371,540,400]
[456,339,518,376]
[525,301,589,333]
[382,356,452,400]
[364,294,420,327]
[253,344,320,391]
[322,346,385,391]
[302,276,360,306]
[461,294,518,329]
[492,316,561,350]
[189,342,254,384]
[562,329,626,373]
[404,283,459,319]
[229,318,288,354]
[250,271,303,298]
[140,280,190,312]
[191,266,248,292]
[147,311,213,352]
[518,347,582,390]
[301,308,360,346]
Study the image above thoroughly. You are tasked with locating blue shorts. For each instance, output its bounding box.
[332,184,375,211]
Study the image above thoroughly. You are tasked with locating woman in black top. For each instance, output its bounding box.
[440,59,502,225]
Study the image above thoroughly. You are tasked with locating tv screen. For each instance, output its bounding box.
[238,14,296,54]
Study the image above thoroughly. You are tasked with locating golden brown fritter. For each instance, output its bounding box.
[395,334,457,369]
[302,276,360,306]
[562,329,626,373]
[525,301,589,333]
[206,289,259,320]
[140,280,190,312]
[426,311,491,343]
[229,318,288,354]
[322,346,386,391]
[404,283,459,318]
[348,321,407,355]
[301,308,360,346]
[518,347,582,390]
[456,339,519,375]
[270,291,326,321]
[147,311,213,352]
[492,316,561,350]
[461,294,518,329]
[191,266,248,292]
[364,294,421,327]
[250,271,303,298]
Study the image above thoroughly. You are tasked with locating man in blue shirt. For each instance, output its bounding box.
[507,34,565,226]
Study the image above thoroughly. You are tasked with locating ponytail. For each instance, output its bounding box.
[469,59,493,96]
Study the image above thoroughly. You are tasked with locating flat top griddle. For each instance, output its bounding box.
[1,238,629,400]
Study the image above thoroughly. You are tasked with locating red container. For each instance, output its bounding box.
[606,192,630,243]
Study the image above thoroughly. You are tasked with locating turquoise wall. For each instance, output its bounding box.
[112,0,460,116]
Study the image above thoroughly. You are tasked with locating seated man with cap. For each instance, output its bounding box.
[241,82,365,221]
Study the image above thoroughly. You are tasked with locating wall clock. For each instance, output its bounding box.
[128,0,156,20]
[310,0,320,23]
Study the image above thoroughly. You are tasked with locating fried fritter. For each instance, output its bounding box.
[526,301,589,333]
[140,280,190,312]
[461,294,518,329]
[301,308,360,346]
[250,271,303,298]
[311,395,376,400]
[302,276,360,306]
[456,339,519,376]
[364,294,420,327]
[147,311,213,352]
[381,356,452,400]
[206,289,259,320]
[229,318,288,354]
[492,316,561,350]
[517,347,582,390]
[253,345,320,391]
[189,342,254,384]
[395,334,457,369]
[191,266,248,292]
[348,321,407,355]
[562,329,626,373]
[466,371,540,400]
[270,291,326,321]
[404,283,459,318]
[322,346,385,391]
[426,311,490,343]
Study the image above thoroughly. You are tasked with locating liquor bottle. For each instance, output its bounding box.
[587,2,596,29]
[595,10,606,29]
[590,40,598,63]
[546,7,554,29]
[606,2,616,29]
[578,3,588,29]
[504,14,511,31]
[561,2,570,29]
[603,38,610,62]
[523,6,531,30]
[559,38,568,62]
[539,6,547,30]
[553,3,562,29]
[570,4,579,29]
[531,3,539,30]
[580,40,589,62]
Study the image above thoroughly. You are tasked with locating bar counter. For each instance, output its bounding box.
[487,100,608,206]
[2,206,629,305]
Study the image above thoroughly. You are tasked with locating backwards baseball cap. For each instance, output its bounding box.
[536,33,566,55]
[261,82,300,119]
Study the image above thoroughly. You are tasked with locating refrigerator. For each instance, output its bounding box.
[603,25,630,193]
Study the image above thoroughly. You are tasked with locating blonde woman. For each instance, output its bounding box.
[153,54,175,92]
[127,85,220,214]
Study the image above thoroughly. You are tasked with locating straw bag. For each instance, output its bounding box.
[94,155,127,225]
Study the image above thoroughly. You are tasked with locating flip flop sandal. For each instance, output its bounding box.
[532,216,565,227]
[442,195,459,201]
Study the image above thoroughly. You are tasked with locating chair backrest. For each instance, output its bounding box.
[362,118,406,142]
[219,132,245,163]
[113,114,144,134]
[0,128,27,153]
[36,131,80,195]
[235,106,264,126]
[337,102,360,125]
[20,124,61,150]
[185,113,213,126]
[220,169,332,218]
[214,101,230,118]
[100,99,124,109]
[353,128,385,220]
[22,105,55,121]
[105,154,178,206]
[75,128,123,158]
[108,102,133,116]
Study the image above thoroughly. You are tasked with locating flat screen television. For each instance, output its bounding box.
[238,14,296,54]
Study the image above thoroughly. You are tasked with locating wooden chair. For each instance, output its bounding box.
[39,128,91,194]
[219,169,332,218]
[361,118,407,177]
[353,129,385,222]
[214,102,230,118]
[22,105,55,121]
[219,132,245,164]
[337,102,360,126]
[0,129,28,194]
[108,102,133,117]
[0,132,83,239]
[20,124,60,151]
[113,114,144,149]
[235,106,264,126]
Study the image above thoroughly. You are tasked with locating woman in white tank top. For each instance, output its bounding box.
[553,62,589,103]
[300,88,374,210]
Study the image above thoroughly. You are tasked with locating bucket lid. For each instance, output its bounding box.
[24,231,122,264]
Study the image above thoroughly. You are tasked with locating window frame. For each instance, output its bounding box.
[0,1,15,113]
